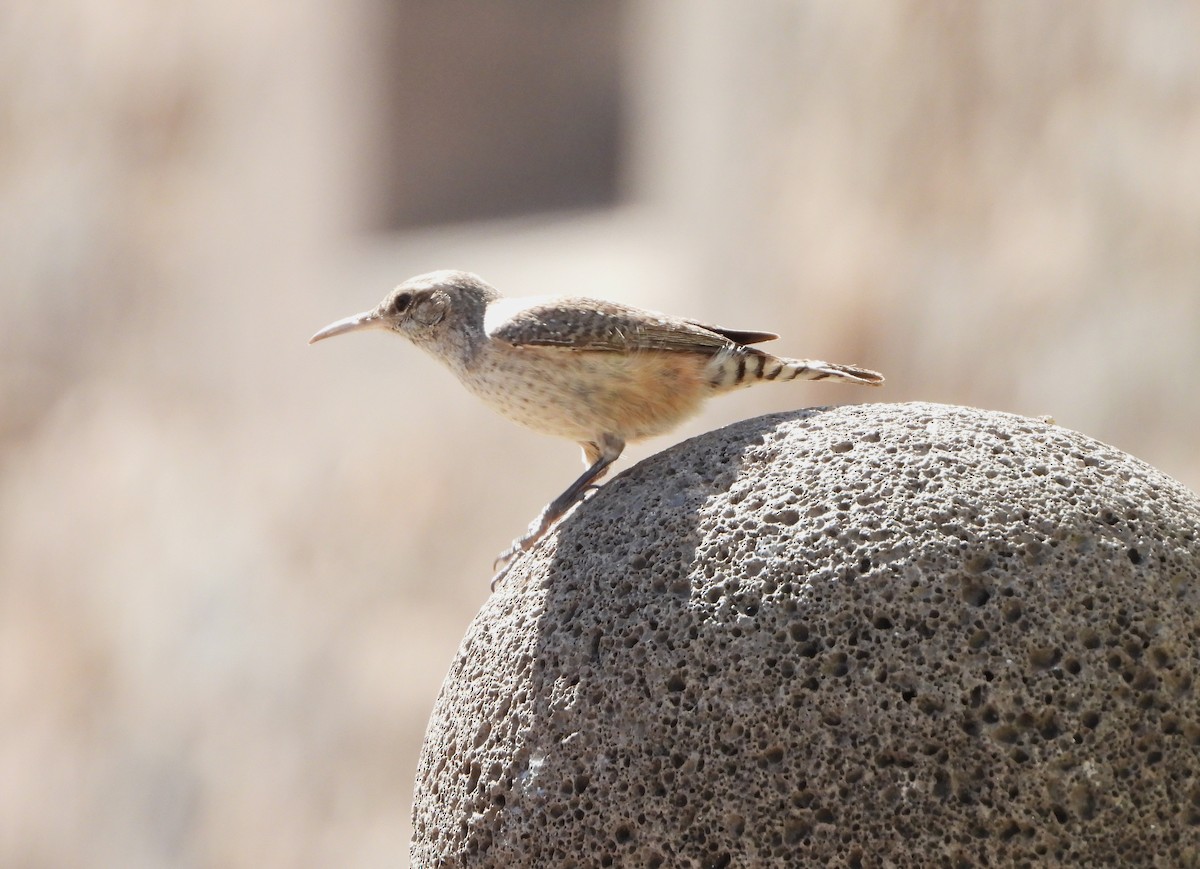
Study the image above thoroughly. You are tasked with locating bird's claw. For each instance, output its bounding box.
[490,559,514,591]
[489,484,613,590]
[490,502,566,589]
[489,541,531,590]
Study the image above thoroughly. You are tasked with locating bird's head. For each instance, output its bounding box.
[309,270,498,352]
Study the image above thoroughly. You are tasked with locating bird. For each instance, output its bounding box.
[310,270,883,587]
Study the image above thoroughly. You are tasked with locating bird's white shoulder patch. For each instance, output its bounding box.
[484,295,562,338]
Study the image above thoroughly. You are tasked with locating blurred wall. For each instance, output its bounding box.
[1,2,1197,867]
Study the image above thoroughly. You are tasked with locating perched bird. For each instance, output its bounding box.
[310,270,883,586]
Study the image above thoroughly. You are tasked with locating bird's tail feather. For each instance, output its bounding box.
[709,349,884,390]
[775,357,885,386]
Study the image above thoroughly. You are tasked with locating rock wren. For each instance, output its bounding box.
[310,270,884,585]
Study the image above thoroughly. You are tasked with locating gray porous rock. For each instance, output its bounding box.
[411,402,1200,868]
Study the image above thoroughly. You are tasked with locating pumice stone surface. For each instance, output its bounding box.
[410,402,1200,868]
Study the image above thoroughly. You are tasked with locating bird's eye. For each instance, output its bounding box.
[393,293,412,314]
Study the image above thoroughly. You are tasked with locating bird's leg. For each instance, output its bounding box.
[491,435,625,587]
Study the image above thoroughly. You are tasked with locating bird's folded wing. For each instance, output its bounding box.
[486,297,777,354]
[692,323,779,345]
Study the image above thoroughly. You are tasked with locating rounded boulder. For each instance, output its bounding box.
[411,402,1200,867]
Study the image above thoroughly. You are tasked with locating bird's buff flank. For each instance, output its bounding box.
[310,270,884,587]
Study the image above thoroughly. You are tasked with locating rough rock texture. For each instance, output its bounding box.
[411,402,1200,868]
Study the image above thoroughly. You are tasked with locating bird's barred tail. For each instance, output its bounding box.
[708,349,884,390]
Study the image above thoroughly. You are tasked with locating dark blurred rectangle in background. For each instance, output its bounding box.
[368,0,625,229]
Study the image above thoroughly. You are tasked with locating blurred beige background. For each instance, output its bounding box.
[2,2,1198,866]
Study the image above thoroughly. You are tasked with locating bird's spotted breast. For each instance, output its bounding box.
[462,345,712,443]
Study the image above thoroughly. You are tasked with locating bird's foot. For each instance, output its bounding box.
[490,507,557,589]
[489,480,610,590]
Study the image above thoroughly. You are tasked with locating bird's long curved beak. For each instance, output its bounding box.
[309,311,383,344]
